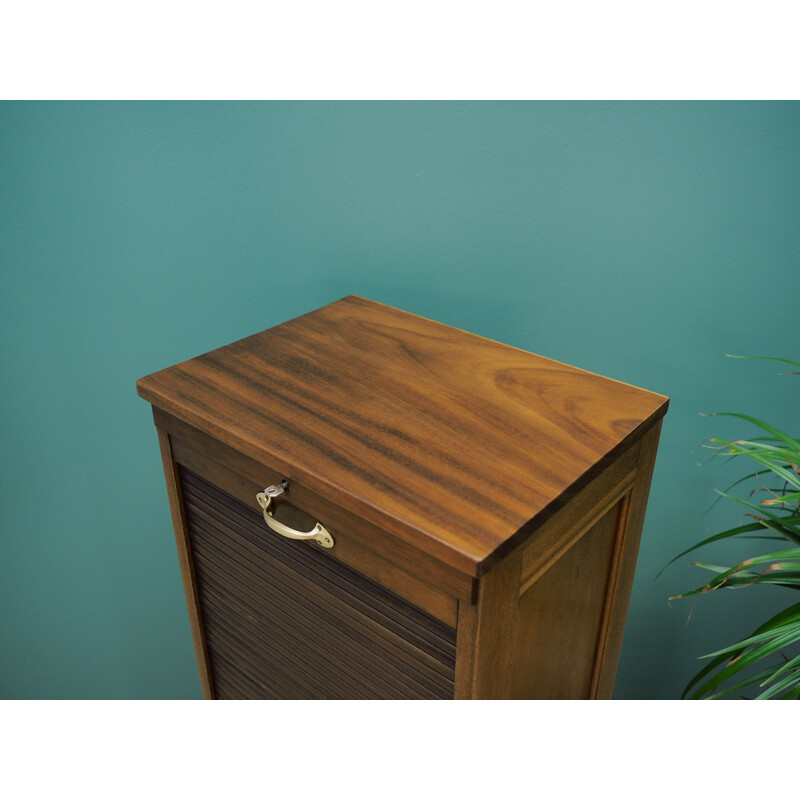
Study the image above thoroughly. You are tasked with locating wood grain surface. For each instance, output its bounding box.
[138,295,668,578]
[156,429,215,699]
[592,421,663,698]
[159,409,465,623]
[156,406,474,602]
[510,500,622,699]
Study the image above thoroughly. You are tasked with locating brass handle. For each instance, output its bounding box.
[255,483,334,549]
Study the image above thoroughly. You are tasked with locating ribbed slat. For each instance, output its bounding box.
[192,536,441,698]
[186,506,457,692]
[180,473,457,674]
[181,470,457,659]
[180,468,456,700]
[185,497,457,679]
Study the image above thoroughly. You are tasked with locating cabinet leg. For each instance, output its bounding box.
[454,550,522,699]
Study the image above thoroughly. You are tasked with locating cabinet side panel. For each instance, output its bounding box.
[510,500,622,699]
[592,420,663,698]
[156,429,215,699]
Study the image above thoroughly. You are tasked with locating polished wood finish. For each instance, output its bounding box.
[454,548,522,700]
[453,423,663,699]
[592,421,662,698]
[511,500,623,699]
[157,407,464,624]
[519,437,640,595]
[138,295,668,578]
[458,427,663,700]
[139,297,668,699]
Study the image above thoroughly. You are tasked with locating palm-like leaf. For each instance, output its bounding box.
[682,603,800,699]
[672,356,800,699]
[725,354,800,372]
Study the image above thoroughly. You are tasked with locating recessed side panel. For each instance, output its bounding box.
[179,468,456,700]
[510,499,623,699]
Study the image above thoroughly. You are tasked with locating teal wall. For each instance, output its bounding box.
[2,101,798,699]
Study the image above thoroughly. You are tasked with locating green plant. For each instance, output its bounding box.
[669,356,800,699]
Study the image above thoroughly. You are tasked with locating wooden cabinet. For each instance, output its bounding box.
[137,296,668,699]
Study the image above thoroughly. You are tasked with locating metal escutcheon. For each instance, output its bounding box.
[255,482,334,549]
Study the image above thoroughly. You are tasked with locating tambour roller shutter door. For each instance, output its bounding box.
[179,469,457,700]
[140,298,669,699]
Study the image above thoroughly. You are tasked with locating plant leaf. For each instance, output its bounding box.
[706,444,800,490]
[764,491,800,506]
[756,516,800,547]
[704,666,782,700]
[712,491,800,538]
[681,602,800,699]
[703,413,800,451]
[687,626,800,699]
[702,616,800,658]
[725,354,800,369]
[701,469,773,515]
[759,651,800,687]
[755,665,800,699]
[675,563,800,595]
[658,516,800,577]
[673,359,800,699]
[717,439,800,461]
[679,547,800,597]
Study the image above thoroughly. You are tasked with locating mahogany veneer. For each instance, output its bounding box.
[138,295,668,699]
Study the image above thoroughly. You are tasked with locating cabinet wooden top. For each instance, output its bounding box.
[138,295,668,577]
